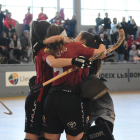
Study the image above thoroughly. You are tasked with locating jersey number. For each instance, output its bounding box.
[54,67,63,75]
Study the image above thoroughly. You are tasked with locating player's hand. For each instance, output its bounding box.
[33,40,45,55]
[72,56,92,69]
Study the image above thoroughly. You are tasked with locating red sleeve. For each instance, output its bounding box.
[25,14,28,20]
[25,14,32,20]
[45,14,48,20]
[127,40,131,48]
[11,19,16,27]
[5,19,10,29]
[72,42,94,58]
[30,14,33,20]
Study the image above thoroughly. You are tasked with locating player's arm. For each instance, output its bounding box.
[43,35,73,44]
[75,43,106,60]
[46,55,72,68]
[46,55,91,69]
[93,44,106,59]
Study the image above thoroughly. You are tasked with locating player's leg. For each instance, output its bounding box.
[42,91,64,140]
[66,132,84,140]
[44,133,61,140]
[24,90,45,139]
[25,133,38,140]
[58,92,85,140]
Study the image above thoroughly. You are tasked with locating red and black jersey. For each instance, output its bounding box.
[45,42,95,92]
[35,45,53,86]
[35,45,53,102]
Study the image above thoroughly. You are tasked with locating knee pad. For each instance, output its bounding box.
[82,122,114,140]
[95,117,113,133]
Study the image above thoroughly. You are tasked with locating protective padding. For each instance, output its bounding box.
[78,75,108,101]
[82,122,114,140]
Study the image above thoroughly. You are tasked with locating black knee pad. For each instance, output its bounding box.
[95,117,113,133]
[82,122,114,140]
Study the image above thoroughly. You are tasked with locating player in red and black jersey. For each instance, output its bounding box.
[25,21,93,140]
[41,25,106,140]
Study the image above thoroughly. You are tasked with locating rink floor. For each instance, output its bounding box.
[0,92,140,140]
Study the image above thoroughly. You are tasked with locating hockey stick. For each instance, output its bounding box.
[0,100,13,115]
[31,29,125,92]
[102,54,115,61]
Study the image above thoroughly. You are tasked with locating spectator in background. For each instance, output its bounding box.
[127,16,136,26]
[97,25,104,36]
[104,13,111,42]
[63,20,71,37]
[0,4,6,35]
[20,30,32,61]
[116,36,128,62]
[127,35,136,60]
[100,34,108,49]
[88,28,96,35]
[104,34,110,48]
[53,12,62,25]
[129,19,137,40]
[3,12,16,38]
[9,33,22,61]
[70,15,77,38]
[4,9,8,19]
[24,7,33,30]
[88,26,103,36]
[60,8,65,20]
[38,7,48,21]
[110,18,120,45]
[136,33,140,49]
[96,13,103,33]
[129,45,140,62]
[0,32,10,60]
[137,46,140,57]
[127,35,136,51]
[120,17,129,40]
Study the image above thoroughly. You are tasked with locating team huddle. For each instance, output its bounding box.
[24,21,116,140]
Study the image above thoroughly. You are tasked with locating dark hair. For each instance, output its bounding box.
[1,32,6,38]
[113,18,117,23]
[104,34,108,40]
[47,25,64,56]
[11,33,18,39]
[65,20,70,26]
[30,21,51,62]
[80,32,102,75]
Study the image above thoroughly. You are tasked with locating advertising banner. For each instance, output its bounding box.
[5,71,36,87]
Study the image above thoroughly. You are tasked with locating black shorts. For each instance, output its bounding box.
[42,89,85,136]
[25,89,48,136]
